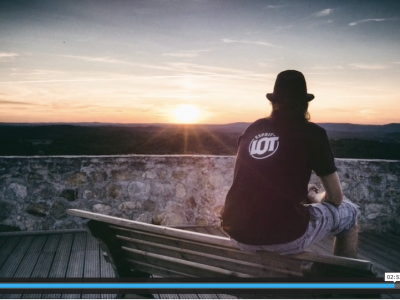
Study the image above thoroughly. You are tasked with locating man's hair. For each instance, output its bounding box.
[270,99,310,121]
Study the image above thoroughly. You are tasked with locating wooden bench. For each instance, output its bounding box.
[67,209,377,294]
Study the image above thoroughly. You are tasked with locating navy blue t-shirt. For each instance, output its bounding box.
[222,117,337,245]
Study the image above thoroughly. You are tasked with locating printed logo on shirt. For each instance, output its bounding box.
[248,133,279,159]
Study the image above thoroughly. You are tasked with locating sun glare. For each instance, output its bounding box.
[172,104,201,124]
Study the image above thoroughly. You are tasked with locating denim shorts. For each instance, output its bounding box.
[233,198,359,255]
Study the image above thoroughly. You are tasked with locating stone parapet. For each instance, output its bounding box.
[0,155,399,234]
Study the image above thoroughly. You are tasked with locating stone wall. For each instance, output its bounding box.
[0,155,399,234]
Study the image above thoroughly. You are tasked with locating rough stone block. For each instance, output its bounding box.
[26,203,49,217]
[8,183,27,200]
[60,189,78,201]
[65,172,87,185]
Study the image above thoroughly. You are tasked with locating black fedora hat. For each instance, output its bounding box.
[266,70,314,103]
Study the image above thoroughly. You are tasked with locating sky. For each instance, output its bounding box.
[1,0,400,125]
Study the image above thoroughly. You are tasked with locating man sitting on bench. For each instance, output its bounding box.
[221,70,358,258]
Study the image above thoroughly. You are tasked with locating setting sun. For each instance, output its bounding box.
[172,105,201,124]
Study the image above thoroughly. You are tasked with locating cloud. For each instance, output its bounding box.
[60,55,135,65]
[349,63,388,70]
[162,50,210,58]
[359,109,380,115]
[60,55,173,71]
[0,52,19,61]
[163,52,198,58]
[349,18,395,26]
[11,69,65,76]
[266,5,289,9]
[222,38,280,48]
[166,62,254,76]
[311,65,345,70]
[312,9,334,17]
[0,100,36,106]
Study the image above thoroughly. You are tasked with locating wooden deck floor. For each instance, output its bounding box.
[0,228,399,299]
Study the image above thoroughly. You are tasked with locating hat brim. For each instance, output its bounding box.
[266,93,314,102]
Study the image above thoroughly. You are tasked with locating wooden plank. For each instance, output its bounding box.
[167,225,218,229]
[190,227,210,235]
[31,235,62,278]
[359,234,400,263]
[0,237,7,248]
[217,294,237,299]
[307,242,331,255]
[357,242,400,271]
[0,237,20,269]
[2,294,22,299]
[196,294,219,299]
[84,250,100,277]
[21,293,42,298]
[64,235,86,298]
[83,234,100,297]
[31,252,55,278]
[48,234,74,277]
[117,235,301,277]
[280,249,373,270]
[72,232,87,251]
[113,226,370,272]
[114,226,299,259]
[98,242,117,299]
[41,293,61,299]
[113,227,306,273]
[66,250,85,277]
[13,251,41,277]
[86,233,100,250]
[42,234,62,252]
[14,235,47,277]
[45,234,74,300]
[204,227,229,238]
[83,250,100,298]
[0,237,20,255]
[61,294,83,299]
[123,247,253,278]
[378,232,400,244]
[122,258,196,278]
[158,293,180,299]
[314,235,387,277]
[312,235,388,276]
[311,237,334,256]
[100,249,115,278]
[100,294,115,299]
[70,209,373,270]
[63,250,85,299]
[0,229,86,237]
[82,294,101,299]
[178,293,199,299]
[0,235,34,277]
[68,209,235,248]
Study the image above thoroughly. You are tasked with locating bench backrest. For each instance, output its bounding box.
[67,209,375,278]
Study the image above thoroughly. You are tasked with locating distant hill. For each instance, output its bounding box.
[0,122,399,159]
[2,122,400,132]
[317,123,400,133]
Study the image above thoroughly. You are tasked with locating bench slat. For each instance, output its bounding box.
[68,209,234,247]
[111,224,373,271]
[125,258,196,278]
[67,209,375,278]
[112,226,303,275]
[117,235,302,277]
[122,246,253,278]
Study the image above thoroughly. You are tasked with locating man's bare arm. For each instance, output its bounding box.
[307,172,343,207]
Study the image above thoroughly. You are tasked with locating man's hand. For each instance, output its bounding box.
[308,184,319,194]
[307,184,326,204]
